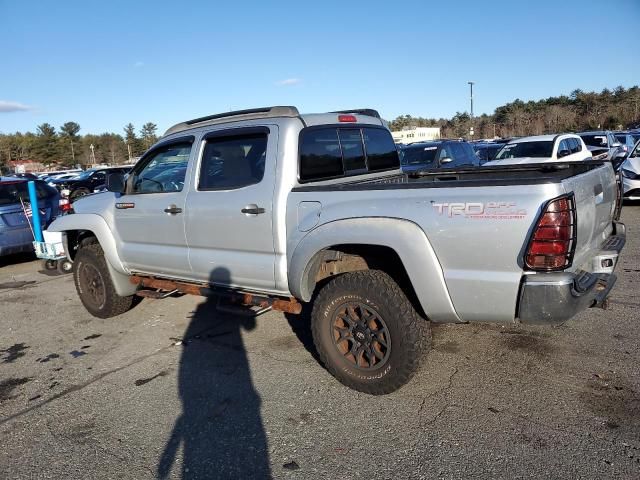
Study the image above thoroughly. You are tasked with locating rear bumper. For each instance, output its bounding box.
[517,221,625,325]
[0,227,35,256]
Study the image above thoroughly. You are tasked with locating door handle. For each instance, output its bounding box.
[164,204,183,215]
[241,204,266,215]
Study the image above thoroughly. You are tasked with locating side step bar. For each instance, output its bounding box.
[130,275,302,315]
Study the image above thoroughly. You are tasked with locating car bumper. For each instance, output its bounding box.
[622,176,640,199]
[517,221,625,325]
[0,227,35,256]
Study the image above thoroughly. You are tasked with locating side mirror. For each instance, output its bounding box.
[440,157,453,164]
[557,149,570,158]
[106,173,126,193]
[611,142,621,148]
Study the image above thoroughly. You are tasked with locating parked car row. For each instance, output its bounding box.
[484,134,591,166]
[49,166,132,200]
[398,129,640,175]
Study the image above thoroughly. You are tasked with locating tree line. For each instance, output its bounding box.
[0,121,159,168]
[388,85,640,139]
[1,85,638,171]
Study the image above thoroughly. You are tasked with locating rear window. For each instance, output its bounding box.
[580,134,608,148]
[401,145,438,166]
[299,126,399,182]
[0,181,53,206]
[495,141,554,159]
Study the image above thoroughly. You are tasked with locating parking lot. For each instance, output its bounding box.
[0,205,637,479]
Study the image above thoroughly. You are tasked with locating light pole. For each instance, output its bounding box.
[468,81,475,139]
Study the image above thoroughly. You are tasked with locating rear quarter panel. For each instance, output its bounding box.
[287,182,564,323]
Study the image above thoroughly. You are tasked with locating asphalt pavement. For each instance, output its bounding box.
[0,206,639,479]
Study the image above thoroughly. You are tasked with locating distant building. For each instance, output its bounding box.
[391,127,441,144]
[9,160,45,173]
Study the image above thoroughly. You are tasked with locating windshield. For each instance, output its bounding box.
[401,146,438,166]
[494,141,554,159]
[580,134,608,148]
[615,134,629,144]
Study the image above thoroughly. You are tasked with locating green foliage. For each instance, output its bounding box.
[123,123,144,157]
[140,122,158,150]
[60,121,81,138]
[389,85,640,139]
[34,123,59,165]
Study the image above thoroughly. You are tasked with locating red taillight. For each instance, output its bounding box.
[525,195,576,271]
[338,114,357,122]
[59,198,71,213]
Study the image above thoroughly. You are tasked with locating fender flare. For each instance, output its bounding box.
[47,214,137,297]
[288,217,461,323]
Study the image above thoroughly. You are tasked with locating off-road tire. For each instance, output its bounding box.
[311,270,431,395]
[70,188,90,201]
[73,239,136,318]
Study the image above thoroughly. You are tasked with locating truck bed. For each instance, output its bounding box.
[292,161,608,192]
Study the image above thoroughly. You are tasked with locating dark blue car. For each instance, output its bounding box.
[0,177,60,256]
[399,140,479,174]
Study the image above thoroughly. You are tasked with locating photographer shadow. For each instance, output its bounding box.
[157,267,271,479]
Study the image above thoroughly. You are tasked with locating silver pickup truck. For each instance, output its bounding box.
[47,106,625,394]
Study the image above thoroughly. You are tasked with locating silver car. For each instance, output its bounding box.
[621,140,640,200]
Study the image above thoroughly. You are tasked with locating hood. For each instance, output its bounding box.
[621,157,640,174]
[71,191,113,214]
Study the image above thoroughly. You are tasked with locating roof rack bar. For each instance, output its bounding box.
[164,106,300,136]
[330,108,381,119]
[184,106,299,126]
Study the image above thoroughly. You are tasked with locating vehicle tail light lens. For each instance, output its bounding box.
[525,195,576,271]
[59,198,72,213]
[338,114,357,122]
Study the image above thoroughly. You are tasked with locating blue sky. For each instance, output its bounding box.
[1,0,638,135]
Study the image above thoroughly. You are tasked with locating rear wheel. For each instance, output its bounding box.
[73,239,137,318]
[311,270,431,395]
[70,188,90,201]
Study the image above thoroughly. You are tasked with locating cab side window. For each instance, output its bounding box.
[557,139,570,157]
[198,133,267,190]
[130,143,192,194]
[569,138,581,153]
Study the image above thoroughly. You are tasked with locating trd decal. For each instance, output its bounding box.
[432,202,526,219]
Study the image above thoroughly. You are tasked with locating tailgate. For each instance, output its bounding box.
[0,204,51,228]
[562,163,617,272]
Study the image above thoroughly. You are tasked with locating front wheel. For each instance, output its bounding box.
[311,270,431,395]
[73,239,137,318]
